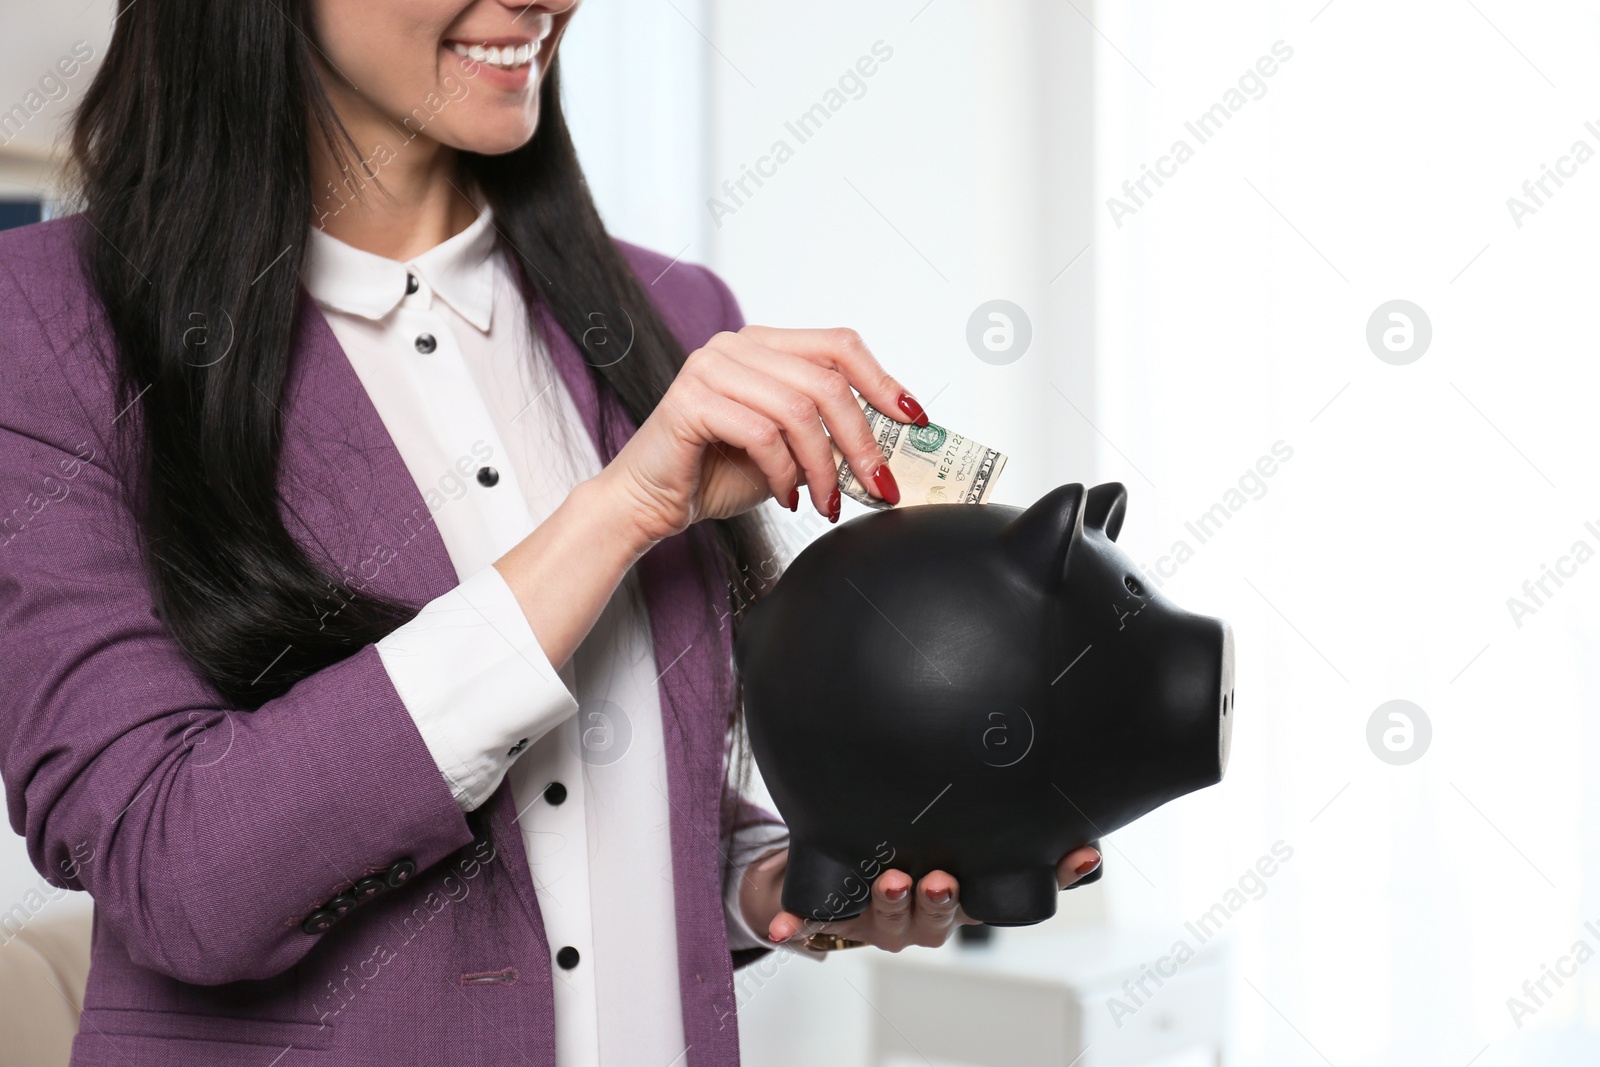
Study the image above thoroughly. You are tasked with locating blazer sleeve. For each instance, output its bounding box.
[0,266,475,986]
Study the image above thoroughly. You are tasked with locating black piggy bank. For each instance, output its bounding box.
[735,482,1234,927]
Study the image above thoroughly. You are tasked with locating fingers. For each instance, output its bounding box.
[686,340,847,515]
[907,870,963,947]
[779,868,988,952]
[769,867,917,950]
[690,330,919,510]
[870,867,915,938]
[659,325,923,519]
[736,325,928,431]
[708,332,898,510]
[775,854,1105,955]
[674,377,799,505]
[823,869,961,952]
[1056,845,1103,889]
[767,908,806,944]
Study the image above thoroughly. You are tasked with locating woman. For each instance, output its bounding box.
[0,0,1101,1063]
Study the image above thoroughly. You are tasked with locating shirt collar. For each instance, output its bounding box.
[303,195,499,333]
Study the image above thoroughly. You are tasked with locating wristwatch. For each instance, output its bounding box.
[802,932,868,952]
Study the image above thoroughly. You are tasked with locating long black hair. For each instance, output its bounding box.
[66,0,774,906]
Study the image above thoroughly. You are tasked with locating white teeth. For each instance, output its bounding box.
[450,40,538,69]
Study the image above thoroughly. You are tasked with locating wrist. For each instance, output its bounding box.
[571,471,660,564]
[489,473,661,670]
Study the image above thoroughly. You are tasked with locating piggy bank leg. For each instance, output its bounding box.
[958,867,1060,927]
[780,841,874,924]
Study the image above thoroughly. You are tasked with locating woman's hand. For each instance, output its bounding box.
[595,326,930,546]
[496,325,924,671]
[743,845,1104,953]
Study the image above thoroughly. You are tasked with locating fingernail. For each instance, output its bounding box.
[926,887,951,905]
[1074,855,1101,877]
[897,392,929,427]
[828,487,841,524]
[886,883,908,901]
[872,464,900,506]
[785,485,799,512]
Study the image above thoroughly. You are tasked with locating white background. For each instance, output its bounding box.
[5,2,1600,1064]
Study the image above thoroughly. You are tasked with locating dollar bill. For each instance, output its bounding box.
[830,396,1008,510]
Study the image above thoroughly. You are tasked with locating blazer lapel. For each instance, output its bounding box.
[280,289,459,610]
[532,298,728,802]
[285,290,556,941]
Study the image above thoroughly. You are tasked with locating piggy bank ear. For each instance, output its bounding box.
[1002,483,1087,585]
[1084,482,1128,541]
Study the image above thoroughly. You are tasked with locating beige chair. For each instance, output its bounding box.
[0,905,92,1065]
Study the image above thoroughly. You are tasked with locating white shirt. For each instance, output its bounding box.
[303,201,807,1067]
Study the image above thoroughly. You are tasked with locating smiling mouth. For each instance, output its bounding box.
[447,40,537,70]
[446,14,554,71]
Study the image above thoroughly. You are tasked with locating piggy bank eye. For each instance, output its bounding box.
[1124,575,1145,597]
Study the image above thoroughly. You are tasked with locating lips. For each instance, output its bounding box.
[444,13,554,70]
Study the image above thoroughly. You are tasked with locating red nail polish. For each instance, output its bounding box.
[897,392,929,427]
[785,486,799,511]
[927,887,951,905]
[872,465,900,506]
[828,487,841,524]
[1074,856,1101,877]
[886,883,908,901]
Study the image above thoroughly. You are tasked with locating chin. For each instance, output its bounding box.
[469,133,539,156]
[446,121,540,157]
[435,129,534,158]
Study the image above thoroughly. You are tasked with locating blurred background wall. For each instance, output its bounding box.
[6,2,1600,1065]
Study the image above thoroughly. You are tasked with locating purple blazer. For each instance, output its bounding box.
[0,216,783,1066]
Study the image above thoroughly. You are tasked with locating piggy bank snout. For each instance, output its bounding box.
[1155,612,1235,790]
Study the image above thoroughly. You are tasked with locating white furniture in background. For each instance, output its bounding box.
[0,904,93,1066]
[868,927,1230,1067]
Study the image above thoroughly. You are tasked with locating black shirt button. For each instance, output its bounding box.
[414,333,437,354]
[352,876,388,902]
[476,466,499,487]
[556,946,580,970]
[507,737,529,757]
[385,858,417,888]
[301,909,338,935]
[326,893,357,919]
[405,272,419,295]
[544,781,567,806]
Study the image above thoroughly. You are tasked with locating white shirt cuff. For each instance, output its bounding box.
[378,563,579,811]
[722,822,828,961]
